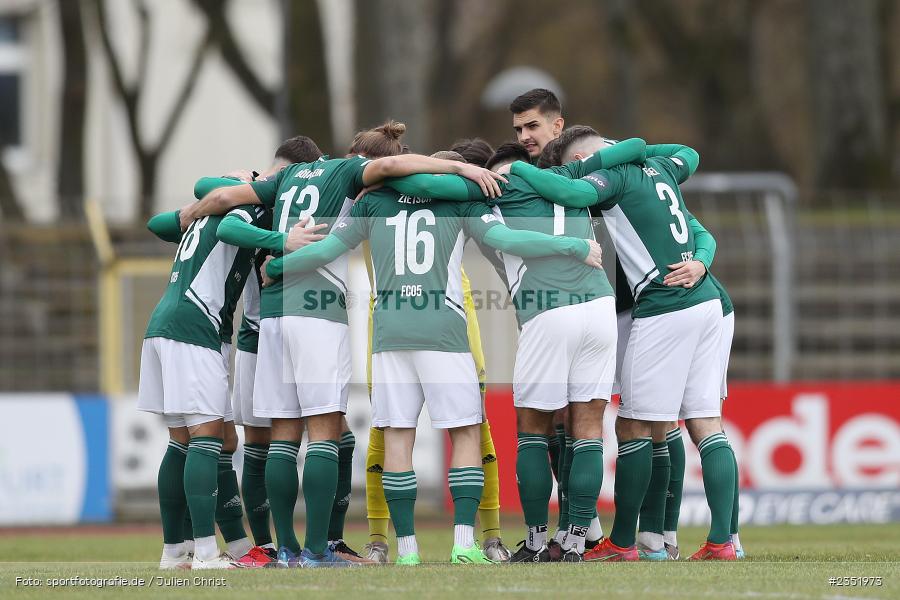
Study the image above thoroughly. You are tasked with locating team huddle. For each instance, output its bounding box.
[138,88,742,569]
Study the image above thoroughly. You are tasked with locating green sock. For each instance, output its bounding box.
[548,431,561,483]
[664,427,685,533]
[329,431,355,541]
[383,471,417,537]
[609,437,651,548]
[265,441,302,553]
[183,512,193,543]
[730,441,740,535]
[557,436,574,532]
[158,440,188,544]
[241,443,272,546]
[567,438,603,528]
[448,467,484,526]
[698,433,736,544]
[303,440,339,555]
[215,452,247,543]
[516,433,552,528]
[639,442,671,535]
[184,437,223,539]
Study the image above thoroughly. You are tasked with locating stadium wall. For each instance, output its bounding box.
[3,384,897,527]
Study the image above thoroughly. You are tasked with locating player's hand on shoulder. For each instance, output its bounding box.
[663,259,706,288]
[223,169,257,183]
[355,184,382,202]
[458,163,507,199]
[178,203,197,231]
[583,239,603,269]
[260,255,275,287]
[284,216,329,253]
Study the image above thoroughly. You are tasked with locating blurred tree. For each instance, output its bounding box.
[93,0,212,219]
[427,0,515,149]
[191,0,276,116]
[809,0,891,188]
[192,0,332,152]
[281,0,332,150]
[0,133,23,221]
[356,0,434,152]
[631,0,777,172]
[56,0,88,220]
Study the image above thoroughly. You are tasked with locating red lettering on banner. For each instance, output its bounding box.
[469,382,900,513]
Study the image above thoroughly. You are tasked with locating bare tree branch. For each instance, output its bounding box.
[94,0,142,149]
[93,0,213,218]
[190,0,276,116]
[134,0,151,101]
[153,27,213,156]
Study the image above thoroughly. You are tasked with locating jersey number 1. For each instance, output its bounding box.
[385,209,436,275]
[656,182,689,244]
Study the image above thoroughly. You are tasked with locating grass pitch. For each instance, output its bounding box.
[0,522,898,599]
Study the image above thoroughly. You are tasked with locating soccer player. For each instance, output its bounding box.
[186,137,327,567]
[536,133,733,561]
[363,149,511,564]
[181,121,505,567]
[510,88,565,161]
[140,184,274,569]
[511,132,739,561]
[386,139,645,561]
[451,138,494,168]
[633,205,721,561]
[642,265,739,560]
[509,89,609,552]
[261,157,603,565]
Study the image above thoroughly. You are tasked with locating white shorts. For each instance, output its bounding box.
[371,350,482,429]
[612,310,634,396]
[720,311,735,399]
[513,296,617,411]
[253,316,351,419]
[619,299,723,421]
[137,337,232,424]
[232,349,270,427]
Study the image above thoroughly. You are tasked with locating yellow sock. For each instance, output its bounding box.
[365,427,389,542]
[478,420,501,539]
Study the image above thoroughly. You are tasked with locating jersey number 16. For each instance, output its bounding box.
[385,209,436,275]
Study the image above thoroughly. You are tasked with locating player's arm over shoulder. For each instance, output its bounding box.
[647,144,700,184]
[147,210,183,243]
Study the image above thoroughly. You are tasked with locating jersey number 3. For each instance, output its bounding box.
[656,182,689,244]
[386,209,436,275]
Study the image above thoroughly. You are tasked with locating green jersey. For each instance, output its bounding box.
[583,156,719,318]
[332,189,501,353]
[145,205,270,350]
[491,175,614,327]
[235,251,264,353]
[250,155,371,323]
[709,273,733,316]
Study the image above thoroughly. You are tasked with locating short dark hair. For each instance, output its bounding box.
[509,88,562,116]
[431,150,465,162]
[536,138,561,168]
[451,138,494,168]
[275,135,323,164]
[486,141,531,171]
[555,125,600,162]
